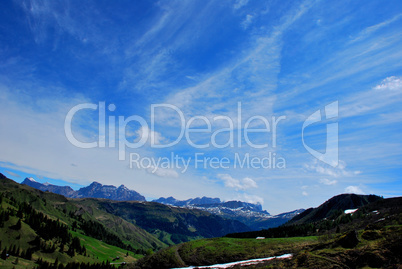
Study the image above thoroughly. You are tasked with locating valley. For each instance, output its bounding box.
[1,2,401,268]
[1,173,400,268]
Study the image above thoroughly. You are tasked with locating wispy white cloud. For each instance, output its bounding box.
[339,76,402,118]
[5,170,21,178]
[219,174,258,191]
[146,166,179,178]
[344,185,365,194]
[275,16,402,114]
[305,160,361,178]
[21,0,105,47]
[241,14,254,29]
[135,126,165,145]
[155,1,314,129]
[319,178,337,185]
[240,193,264,205]
[233,0,249,10]
[350,14,402,43]
[373,76,402,91]
[0,83,188,181]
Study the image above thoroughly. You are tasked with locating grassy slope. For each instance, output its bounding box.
[133,196,401,269]
[0,195,142,268]
[96,200,250,245]
[133,225,401,269]
[0,176,170,268]
[253,225,402,268]
[0,177,166,251]
[0,218,139,268]
[0,256,37,269]
[71,231,141,262]
[289,194,382,225]
[70,198,167,250]
[3,176,248,249]
[133,236,318,269]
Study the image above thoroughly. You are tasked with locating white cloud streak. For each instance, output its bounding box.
[319,178,337,185]
[219,174,258,191]
[305,160,361,178]
[344,186,365,194]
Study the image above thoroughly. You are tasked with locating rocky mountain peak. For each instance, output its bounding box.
[22,179,146,201]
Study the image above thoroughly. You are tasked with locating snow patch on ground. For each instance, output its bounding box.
[344,209,358,214]
[172,254,293,269]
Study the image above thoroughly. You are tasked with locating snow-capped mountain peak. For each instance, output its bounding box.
[27,177,37,182]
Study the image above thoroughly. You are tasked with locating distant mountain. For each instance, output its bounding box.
[77,181,146,201]
[22,177,78,197]
[4,174,250,247]
[246,209,305,231]
[288,193,382,225]
[153,196,222,206]
[21,178,294,230]
[195,200,264,212]
[153,196,304,230]
[153,197,263,211]
[190,204,304,231]
[22,178,146,201]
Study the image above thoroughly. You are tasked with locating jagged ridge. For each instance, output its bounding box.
[22,177,146,201]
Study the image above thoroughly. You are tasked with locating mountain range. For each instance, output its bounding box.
[22,177,146,201]
[21,177,304,230]
[2,174,249,247]
[1,173,399,268]
[153,197,304,230]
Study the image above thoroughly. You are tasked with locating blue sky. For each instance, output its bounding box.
[0,0,401,214]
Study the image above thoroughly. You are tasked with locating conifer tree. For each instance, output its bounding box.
[1,248,7,260]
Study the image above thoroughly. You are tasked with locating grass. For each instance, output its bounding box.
[134,235,319,268]
[0,216,38,250]
[0,256,37,269]
[71,231,143,263]
[71,232,143,263]
[178,236,318,264]
[0,200,143,267]
[0,223,143,267]
[134,223,401,268]
[0,179,167,252]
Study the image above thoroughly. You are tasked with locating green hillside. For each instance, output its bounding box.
[134,196,401,268]
[1,173,400,268]
[0,175,164,268]
[133,236,317,269]
[0,189,138,268]
[0,175,166,250]
[94,200,250,245]
[288,193,382,225]
[0,174,253,268]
